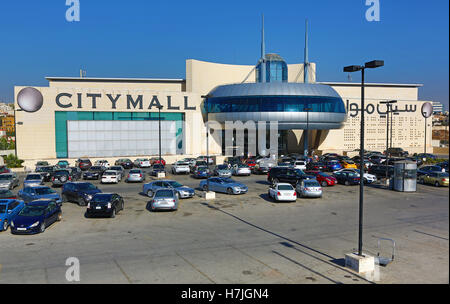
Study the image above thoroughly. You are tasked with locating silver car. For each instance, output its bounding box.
[23,173,45,188]
[232,164,252,176]
[0,173,20,190]
[126,169,145,183]
[296,179,323,198]
[149,189,179,211]
[172,161,191,175]
[214,164,232,178]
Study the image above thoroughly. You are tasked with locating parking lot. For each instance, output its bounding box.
[0,166,448,284]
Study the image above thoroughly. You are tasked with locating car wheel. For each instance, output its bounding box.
[62,194,68,203]
[321,181,328,187]
[78,198,87,207]
[147,190,153,197]
[56,212,62,222]
[435,182,440,187]
[227,188,234,195]
[2,220,8,231]
[273,178,279,184]
[345,181,350,186]
[40,223,46,233]
[110,208,116,218]
[419,179,424,184]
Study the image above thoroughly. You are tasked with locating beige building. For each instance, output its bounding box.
[14,59,432,167]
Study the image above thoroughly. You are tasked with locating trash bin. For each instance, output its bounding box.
[393,161,417,192]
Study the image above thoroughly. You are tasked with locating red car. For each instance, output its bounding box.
[305,170,337,187]
[245,160,257,169]
[0,166,11,174]
[150,158,166,166]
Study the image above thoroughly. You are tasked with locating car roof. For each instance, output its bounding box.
[0,199,17,204]
[276,183,293,186]
[28,200,53,206]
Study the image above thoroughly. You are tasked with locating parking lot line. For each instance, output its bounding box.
[175,252,216,284]
[113,258,133,284]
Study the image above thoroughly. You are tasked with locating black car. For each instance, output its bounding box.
[69,167,82,180]
[150,164,166,176]
[75,158,92,171]
[35,166,55,182]
[417,165,444,177]
[306,161,326,171]
[115,159,133,169]
[437,161,449,173]
[368,155,386,165]
[86,193,124,218]
[62,182,102,206]
[332,171,360,185]
[52,170,72,187]
[83,166,105,180]
[368,165,394,178]
[267,167,315,186]
[384,147,408,157]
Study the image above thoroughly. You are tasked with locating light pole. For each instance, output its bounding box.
[201,94,213,193]
[13,107,23,158]
[304,107,312,158]
[390,111,399,150]
[157,105,163,165]
[343,60,384,256]
[380,100,397,183]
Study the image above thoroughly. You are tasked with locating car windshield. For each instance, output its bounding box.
[19,205,46,217]
[197,167,208,172]
[59,161,69,165]
[167,181,183,188]
[237,164,248,168]
[155,190,173,198]
[78,183,97,190]
[130,170,141,174]
[177,163,189,166]
[55,171,69,176]
[0,175,13,180]
[35,188,55,195]
[0,204,8,213]
[222,178,236,184]
[110,167,122,171]
[304,181,320,187]
[438,172,449,178]
[278,185,294,191]
[153,165,164,169]
[348,172,358,177]
[217,165,228,170]
[90,167,102,171]
[104,172,116,176]
[26,175,41,180]
[294,169,305,176]
[91,194,112,203]
[319,173,330,177]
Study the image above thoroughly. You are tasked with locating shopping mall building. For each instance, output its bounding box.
[14,56,432,167]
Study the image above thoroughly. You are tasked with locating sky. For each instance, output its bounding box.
[0,0,448,109]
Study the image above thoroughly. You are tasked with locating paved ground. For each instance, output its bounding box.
[0,168,448,284]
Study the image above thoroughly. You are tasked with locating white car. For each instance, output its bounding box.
[336,169,377,184]
[172,162,191,175]
[134,158,151,168]
[95,160,110,169]
[292,161,307,170]
[101,170,121,184]
[232,164,252,176]
[268,183,297,202]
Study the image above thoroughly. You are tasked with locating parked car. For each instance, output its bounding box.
[341,160,358,169]
[253,164,271,175]
[114,159,133,169]
[83,166,105,180]
[267,167,315,186]
[0,166,11,174]
[385,147,408,157]
[436,161,449,173]
[192,166,211,179]
[182,158,197,168]
[267,183,297,202]
[332,171,360,185]
[126,169,145,183]
[62,182,101,206]
[214,164,232,178]
[86,193,124,218]
[292,160,307,170]
[143,180,195,199]
[19,186,62,205]
[35,166,55,182]
[325,160,343,172]
[150,164,166,177]
[172,161,191,175]
[101,170,121,184]
[148,189,179,211]
[0,190,17,199]
[416,153,437,160]
[197,155,214,165]
[191,160,208,173]
[133,158,151,168]
[10,200,62,234]
[150,157,166,166]
[51,169,72,187]
[418,172,449,187]
[306,161,326,171]
[296,179,323,198]
[305,170,337,187]
[109,166,125,179]
[224,157,240,167]
[75,158,92,171]
[245,160,257,171]
[232,164,252,176]
[56,160,70,169]
[368,155,386,165]
[417,165,445,177]
[368,165,395,178]
[336,168,377,184]
[199,177,248,195]
[94,160,110,170]
[0,199,25,231]
[69,167,83,180]
[0,173,20,190]
[35,161,50,168]
[23,173,45,188]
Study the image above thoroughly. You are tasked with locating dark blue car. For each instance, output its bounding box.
[18,186,62,205]
[0,199,25,232]
[332,171,361,186]
[62,182,102,206]
[10,200,62,234]
[326,161,342,172]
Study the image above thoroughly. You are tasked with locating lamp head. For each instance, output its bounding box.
[365,60,384,69]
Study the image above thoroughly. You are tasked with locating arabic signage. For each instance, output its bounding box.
[346,100,418,117]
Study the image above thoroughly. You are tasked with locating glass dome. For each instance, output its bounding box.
[256,53,288,83]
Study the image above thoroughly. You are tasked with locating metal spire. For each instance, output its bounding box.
[261,14,266,83]
[304,19,309,83]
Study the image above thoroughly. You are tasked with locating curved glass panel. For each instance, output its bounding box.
[205,96,346,113]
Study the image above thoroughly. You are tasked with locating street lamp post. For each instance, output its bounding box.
[201,94,213,193]
[304,107,312,158]
[157,105,163,165]
[343,60,384,257]
[13,108,23,158]
[380,100,397,182]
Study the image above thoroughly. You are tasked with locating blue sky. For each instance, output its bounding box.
[0,0,448,109]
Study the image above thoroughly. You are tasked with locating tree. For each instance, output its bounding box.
[4,154,24,168]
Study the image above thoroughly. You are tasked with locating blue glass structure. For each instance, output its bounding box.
[256,54,288,83]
